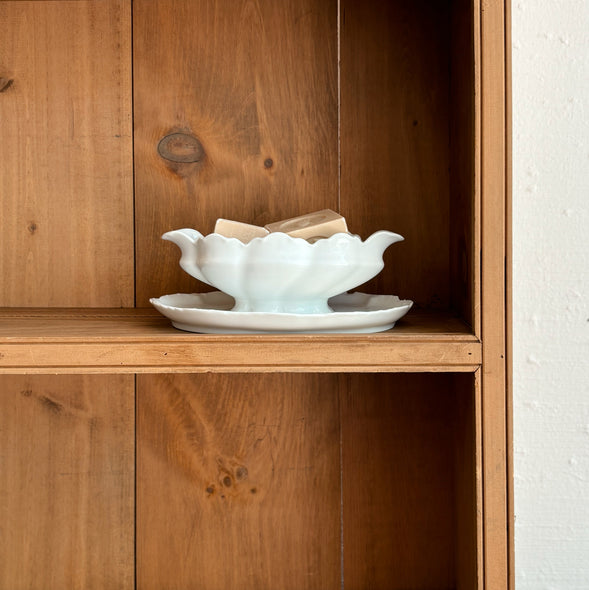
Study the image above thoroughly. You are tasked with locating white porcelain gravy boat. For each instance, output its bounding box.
[163,229,403,314]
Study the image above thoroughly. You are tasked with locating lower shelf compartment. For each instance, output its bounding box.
[0,308,480,373]
[138,373,480,590]
[1,372,480,589]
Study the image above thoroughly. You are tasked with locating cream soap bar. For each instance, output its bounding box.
[265,209,348,239]
[214,218,269,243]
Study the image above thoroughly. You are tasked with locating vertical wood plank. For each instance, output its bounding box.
[133,0,338,304]
[505,1,515,586]
[339,1,450,308]
[480,1,509,588]
[454,371,483,590]
[0,0,134,307]
[450,0,479,332]
[0,375,135,590]
[137,373,341,590]
[340,374,457,589]
[0,4,136,588]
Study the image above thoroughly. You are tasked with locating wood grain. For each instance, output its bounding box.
[133,0,338,304]
[0,375,135,590]
[0,5,136,588]
[0,340,481,374]
[450,0,479,332]
[505,1,515,586]
[0,307,475,338]
[0,2,511,588]
[340,374,459,589]
[137,373,341,590]
[480,1,510,588]
[339,0,450,309]
[0,0,134,307]
[454,371,483,590]
[0,308,481,373]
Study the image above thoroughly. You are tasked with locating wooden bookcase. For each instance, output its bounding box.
[0,1,511,589]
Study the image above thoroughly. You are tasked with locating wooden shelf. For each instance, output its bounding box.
[0,0,510,587]
[0,308,480,373]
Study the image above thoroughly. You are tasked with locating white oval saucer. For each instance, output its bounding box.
[150,291,413,334]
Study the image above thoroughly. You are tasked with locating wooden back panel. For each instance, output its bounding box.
[0,0,134,307]
[134,0,474,316]
[137,373,341,590]
[340,0,451,309]
[0,374,135,590]
[0,4,135,588]
[450,0,478,331]
[133,0,338,304]
[341,373,460,589]
[133,5,480,586]
[137,372,479,589]
[0,0,477,318]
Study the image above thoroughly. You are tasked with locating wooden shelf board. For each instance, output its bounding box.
[0,308,481,374]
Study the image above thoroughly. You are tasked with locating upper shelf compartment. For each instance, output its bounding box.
[133,0,478,326]
[0,308,479,374]
[0,0,479,350]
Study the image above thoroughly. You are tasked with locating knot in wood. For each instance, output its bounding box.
[157,133,204,163]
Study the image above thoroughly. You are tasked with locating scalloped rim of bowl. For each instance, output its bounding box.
[199,229,402,248]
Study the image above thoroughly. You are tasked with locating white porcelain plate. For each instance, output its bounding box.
[150,291,413,334]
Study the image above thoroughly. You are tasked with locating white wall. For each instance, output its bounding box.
[512,1,589,587]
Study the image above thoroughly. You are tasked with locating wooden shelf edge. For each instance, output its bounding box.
[0,342,481,373]
[0,365,481,375]
[0,308,480,374]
